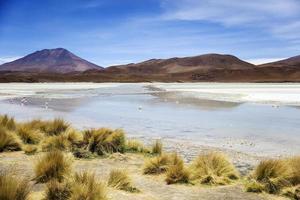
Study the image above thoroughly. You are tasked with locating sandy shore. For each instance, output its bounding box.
[0,152,285,200]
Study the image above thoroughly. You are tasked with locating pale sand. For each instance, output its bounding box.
[0,152,287,200]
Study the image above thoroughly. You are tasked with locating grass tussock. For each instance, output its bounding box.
[40,118,70,136]
[0,115,16,131]
[44,172,107,200]
[0,170,31,200]
[44,180,72,200]
[108,169,139,192]
[143,153,174,175]
[288,156,300,185]
[41,134,72,151]
[190,152,239,185]
[17,124,43,144]
[84,128,125,155]
[70,171,107,200]
[247,159,292,194]
[0,127,21,152]
[125,139,148,153]
[165,153,190,184]
[151,139,163,155]
[34,150,73,183]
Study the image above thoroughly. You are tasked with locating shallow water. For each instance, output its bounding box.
[0,83,299,157]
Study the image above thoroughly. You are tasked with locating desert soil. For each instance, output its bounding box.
[0,151,287,200]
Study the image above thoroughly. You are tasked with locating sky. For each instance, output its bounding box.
[0,0,300,67]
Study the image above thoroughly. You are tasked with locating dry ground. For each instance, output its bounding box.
[0,151,287,200]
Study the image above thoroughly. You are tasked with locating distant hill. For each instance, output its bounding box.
[105,54,255,74]
[0,49,300,82]
[0,48,103,73]
[259,55,300,68]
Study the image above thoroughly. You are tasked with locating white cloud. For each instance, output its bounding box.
[0,56,21,64]
[162,0,300,24]
[246,57,286,65]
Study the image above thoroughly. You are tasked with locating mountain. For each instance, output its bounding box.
[0,48,103,73]
[259,55,300,68]
[1,50,300,82]
[105,54,255,74]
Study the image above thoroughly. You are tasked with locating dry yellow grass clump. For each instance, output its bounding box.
[246,159,292,194]
[125,139,150,153]
[40,118,70,136]
[143,154,170,175]
[289,156,300,185]
[151,139,163,155]
[165,153,190,184]
[246,156,300,197]
[190,152,239,185]
[34,150,73,183]
[70,171,107,200]
[108,169,139,192]
[0,127,21,152]
[84,128,125,155]
[17,124,43,144]
[0,115,16,131]
[44,180,72,200]
[0,170,31,200]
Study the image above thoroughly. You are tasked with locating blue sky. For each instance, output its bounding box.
[0,0,300,66]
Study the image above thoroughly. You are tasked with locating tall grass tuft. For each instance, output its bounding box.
[34,150,73,183]
[70,171,107,200]
[108,169,139,192]
[151,139,162,155]
[40,118,69,136]
[16,125,43,144]
[125,139,147,153]
[165,153,190,184]
[0,127,21,152]
[41,134,72,151]
[84,128,125,155]
[44,180,72,200]
[0,115,16,130]
[247,159,292,194]
[190,152,239,185]
[0,170,31,200]
[143,154,171,175]
[288,156,300,185]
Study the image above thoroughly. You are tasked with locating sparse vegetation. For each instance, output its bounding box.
[17,124,43,144]
[84,128,125,155]
[246,159,292,194]
[108,169,139,192]
[143,154,171,175]
[288,156,300,185]
[40,118,70,136]
[0,170,31,200]
[0,127,21,152]
[0,115,16,131]
[34,150,73,183]
[151,139,163,155]
[71,171,107,200]
[190,152,239,185]
[165,153,190,184]
[125,140,151,153]
[44,180,72,200]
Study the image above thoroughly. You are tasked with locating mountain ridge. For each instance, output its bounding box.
[0,48,300,82]
[0,48,103,73]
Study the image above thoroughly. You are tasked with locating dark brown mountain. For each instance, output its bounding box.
[105,54,255,75]
[0,48,103,73]
[259,55,300,68]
